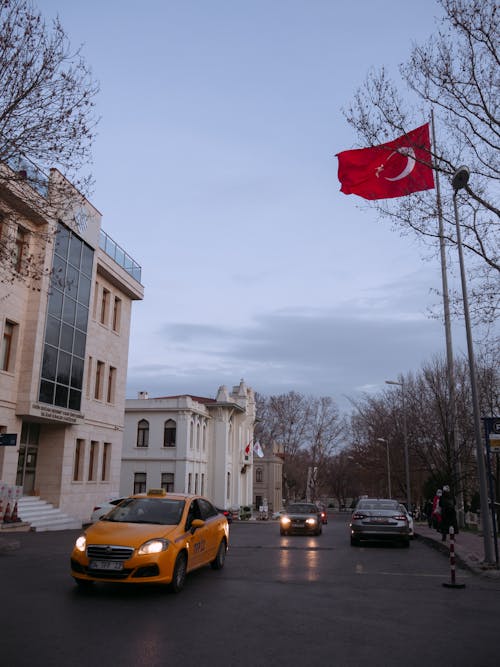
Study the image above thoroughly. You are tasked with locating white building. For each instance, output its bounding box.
[122,381,255,510]
[0,160,143,525]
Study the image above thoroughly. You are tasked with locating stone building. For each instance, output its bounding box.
[122,381,255,510]
[252,441,284,514]
[0,160,143,525]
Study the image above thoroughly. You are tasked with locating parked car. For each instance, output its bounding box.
[349,498,410,547]
[71,489,229,593]
[216,507,233,524]
[89,497,127,523]
[279,502,322,536]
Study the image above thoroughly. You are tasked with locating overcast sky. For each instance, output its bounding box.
[38,0,478,410]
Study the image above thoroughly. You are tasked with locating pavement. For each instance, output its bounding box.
[414,521,500,580]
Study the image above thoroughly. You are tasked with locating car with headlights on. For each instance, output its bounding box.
[71,490,229,593]
[349,498,410,547]
[279,502,323,536]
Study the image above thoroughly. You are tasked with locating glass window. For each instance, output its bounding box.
[73,439,84,481]
[68,235,82,268]
[161,473,174,492]
[94,360,104,400]
[39,222,93,412]
[163,420,176,447]
[137,419,149,447]
[56,350,71,385]
[101,443,111,481]
[41,345,57,381]
[60,323,74,352]
[134,472,146,494]
[1,321,15,372]
[47,289,63,318]
[88,441,98,481]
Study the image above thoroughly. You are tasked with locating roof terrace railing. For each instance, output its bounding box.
[99,229,142,283]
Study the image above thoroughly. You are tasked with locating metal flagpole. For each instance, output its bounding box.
[430,110,464,527]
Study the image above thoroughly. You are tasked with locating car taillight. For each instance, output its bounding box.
[352,512,366,520]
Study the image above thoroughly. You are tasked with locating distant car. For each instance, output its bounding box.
[71,489,229,593]
[349,498,410,547]
[90,497,126,523]
[279,502,322,536]
[272,510,286,520]
[216,507,233,524]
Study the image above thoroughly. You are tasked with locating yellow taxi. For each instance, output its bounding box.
[70,490,229,593]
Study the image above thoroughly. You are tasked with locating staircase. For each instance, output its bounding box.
[17,496,82,532]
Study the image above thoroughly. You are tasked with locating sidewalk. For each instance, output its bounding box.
[415,521,500,579]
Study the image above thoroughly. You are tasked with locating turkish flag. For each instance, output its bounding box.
[336,123,434,200]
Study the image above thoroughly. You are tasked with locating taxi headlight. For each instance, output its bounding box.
[75,535,87,552]
[306,518,317,526]
[280,516,291,526]
[138,538,170,555]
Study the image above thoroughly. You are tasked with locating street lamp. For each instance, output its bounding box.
[386,379,411,512]
[452,166,495,564]
[377,438,392,498]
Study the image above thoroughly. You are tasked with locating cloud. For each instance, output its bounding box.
[127,293,451,410]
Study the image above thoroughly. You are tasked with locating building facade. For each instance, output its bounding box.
[0,162,143,523]
[253,442,284,514]
[122,381,255,510]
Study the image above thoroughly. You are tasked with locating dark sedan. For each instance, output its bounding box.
[279,502,322,536]
[349,498,410,547]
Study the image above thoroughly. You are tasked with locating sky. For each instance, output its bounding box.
[36,0,478,410]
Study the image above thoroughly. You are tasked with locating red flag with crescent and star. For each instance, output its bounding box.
[336,123,434,200]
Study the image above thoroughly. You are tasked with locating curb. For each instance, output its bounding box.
[415,532,500,579]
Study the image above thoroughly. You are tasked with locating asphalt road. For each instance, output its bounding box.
[1,513,498,667]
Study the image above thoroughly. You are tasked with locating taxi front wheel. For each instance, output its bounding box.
[210,539,227,570]
[170,552,187,593]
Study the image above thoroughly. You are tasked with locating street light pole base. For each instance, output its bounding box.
[442,582,466,589]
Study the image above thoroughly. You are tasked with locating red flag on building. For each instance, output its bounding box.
[336,123,434,200]
[244,441,251,455]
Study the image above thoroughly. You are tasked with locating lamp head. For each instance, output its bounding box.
[452,166,470,191]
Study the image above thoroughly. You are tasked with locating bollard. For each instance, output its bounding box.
[442,526,466,589]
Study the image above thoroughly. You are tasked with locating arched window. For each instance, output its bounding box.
[163,419,176,447]
[137,419,149,447]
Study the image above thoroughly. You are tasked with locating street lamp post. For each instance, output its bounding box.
[377,438,392,498]
[451,166,495,564]
[386,379,411,512]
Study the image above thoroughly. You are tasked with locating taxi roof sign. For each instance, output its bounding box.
[147,488,167,496]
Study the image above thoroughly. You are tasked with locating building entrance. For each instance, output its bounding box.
[16,422,40,494]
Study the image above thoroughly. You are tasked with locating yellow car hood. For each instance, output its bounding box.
[85,520,181,546]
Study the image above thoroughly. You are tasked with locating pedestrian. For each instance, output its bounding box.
[439,485,458,542]
[431,489,442,531]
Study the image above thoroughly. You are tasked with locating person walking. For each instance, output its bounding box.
[431,489,442,531]
[439,485,458,542]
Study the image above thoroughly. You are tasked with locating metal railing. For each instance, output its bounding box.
[99,229,142,283]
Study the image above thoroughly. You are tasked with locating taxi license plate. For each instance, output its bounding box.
[372,517,389,523]
[89,560,123,571]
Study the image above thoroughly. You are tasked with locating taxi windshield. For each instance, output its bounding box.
[103,498,185,525]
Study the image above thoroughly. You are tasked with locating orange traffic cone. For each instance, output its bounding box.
[3,502,11,523]
[11,501,21,523]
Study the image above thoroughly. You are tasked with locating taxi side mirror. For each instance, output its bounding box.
[190,518,205,533]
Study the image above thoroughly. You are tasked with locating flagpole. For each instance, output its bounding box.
[430,109,464,527]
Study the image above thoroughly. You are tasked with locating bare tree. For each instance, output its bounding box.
[343,0,499,324]
[0,0,99,286]
[255,391,344,502]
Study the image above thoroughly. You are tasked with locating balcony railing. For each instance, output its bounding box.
[99,229,142,282]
